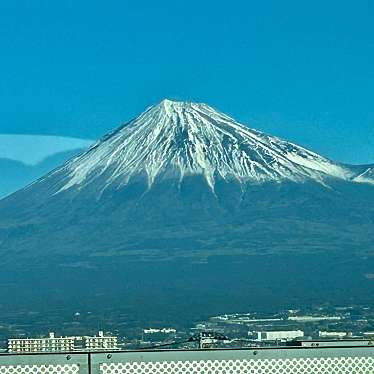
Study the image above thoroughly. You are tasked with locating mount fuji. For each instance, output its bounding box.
[0,99,374,324]
[16,99,373,196]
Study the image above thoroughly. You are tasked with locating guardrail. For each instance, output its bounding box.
[1,346,374,373]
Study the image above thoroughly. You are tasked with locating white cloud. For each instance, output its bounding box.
[0,134,93,165]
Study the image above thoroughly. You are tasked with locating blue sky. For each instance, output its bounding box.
[0,0,373,164]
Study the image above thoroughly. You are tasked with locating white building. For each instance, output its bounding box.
[318,331,348,338]
[288,316,341,322]
[255,330,304,341]
[8,331,118,353]
[8,332,75,353]
[143,328,177,334]
[84,331,118,350]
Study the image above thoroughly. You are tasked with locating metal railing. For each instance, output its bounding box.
[1,345,374,373]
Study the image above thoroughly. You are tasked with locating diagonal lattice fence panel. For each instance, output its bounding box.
[101,357,374,374]
[0,364,79,374]
[94,347,374,374]
[0,354,87,374]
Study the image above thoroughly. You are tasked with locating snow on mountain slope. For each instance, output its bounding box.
[46,99,356,194]
[353,166,374,185]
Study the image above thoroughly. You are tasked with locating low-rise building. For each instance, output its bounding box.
[319,331,348,338]
[143,328,177,334]
[254,330,304,342]
[288,315,341,322]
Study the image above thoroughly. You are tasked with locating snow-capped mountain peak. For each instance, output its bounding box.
[51,99,356,194]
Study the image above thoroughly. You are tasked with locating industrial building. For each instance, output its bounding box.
[254,330,304,341]
[8,331,118,353]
